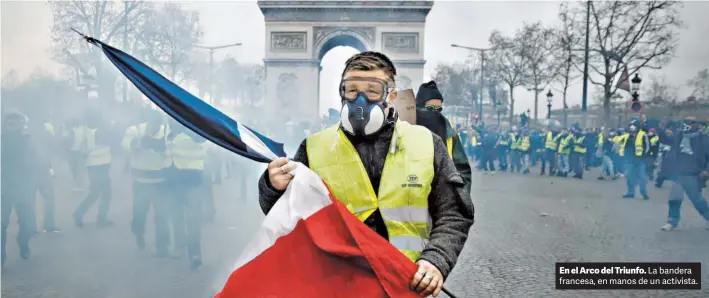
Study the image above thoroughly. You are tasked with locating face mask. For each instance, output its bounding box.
[340,92,387,136]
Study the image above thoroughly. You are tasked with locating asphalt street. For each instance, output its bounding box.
[2,162,708,298]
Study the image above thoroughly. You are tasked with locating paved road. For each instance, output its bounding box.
[2,162,708,297]
[445,168,709,298]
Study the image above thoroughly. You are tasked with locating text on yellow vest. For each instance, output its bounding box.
[306,121,434,262]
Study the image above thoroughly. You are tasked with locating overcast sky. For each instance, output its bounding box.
[2,0,709,116]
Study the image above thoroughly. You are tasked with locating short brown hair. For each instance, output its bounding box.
[342,51,397,83]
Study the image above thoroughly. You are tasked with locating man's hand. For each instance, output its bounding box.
[410,259,444,297]
[267,157,296,191]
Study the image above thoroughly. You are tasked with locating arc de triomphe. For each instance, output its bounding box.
[258,0,433,121]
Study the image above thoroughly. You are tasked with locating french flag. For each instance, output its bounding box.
[82,34,420,297]
[215,163,419,298]
[82,33,285,163]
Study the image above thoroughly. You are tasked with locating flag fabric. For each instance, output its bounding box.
[216,163,419,298]
[79,33,285,163]
[616,67,631,92]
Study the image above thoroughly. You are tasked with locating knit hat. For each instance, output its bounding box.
[415,80,443,108]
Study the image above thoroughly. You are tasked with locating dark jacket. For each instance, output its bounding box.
[658,130,709,178]
[1,132,45,196]
[257,112,475,278]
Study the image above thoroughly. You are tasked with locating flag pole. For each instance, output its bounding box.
[442,286,459,298]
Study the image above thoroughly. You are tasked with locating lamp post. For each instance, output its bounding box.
[496,102,502,126]
[630,73,642,113]
[451,44,493,120]
[546,90,553,120]
[195,43,243,104]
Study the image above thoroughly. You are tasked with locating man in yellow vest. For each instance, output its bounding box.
[517,129,532,174]
[73,110,114,227]
[556,128,573,177]
[541,124,561,175]
[618,122,650,200]
[569,125,587,179]
[167,120,209,269]
[646,127,660,180]
[66,118,87,190]
[258,51,474,297]
[121,112,172,255]
[414,80,472,189]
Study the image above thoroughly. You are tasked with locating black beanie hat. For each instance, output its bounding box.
[415,80,443,108]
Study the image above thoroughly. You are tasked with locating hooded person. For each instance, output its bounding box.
[415,80,472,189]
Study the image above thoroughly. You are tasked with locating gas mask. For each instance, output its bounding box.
[339,77,391,136]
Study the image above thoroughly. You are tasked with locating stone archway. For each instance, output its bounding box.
[259,0,433,121]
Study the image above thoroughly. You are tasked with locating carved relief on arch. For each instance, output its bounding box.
[312,26,375,58]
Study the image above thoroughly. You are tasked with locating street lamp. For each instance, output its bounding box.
[451,44,491,120]
[546,90,553,120]
[630,73,642,113]
[495,102,503,126]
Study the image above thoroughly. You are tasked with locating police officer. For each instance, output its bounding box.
[122,111,171,255]
[73,108,114,227]
[2,109,40,265]
[167,120,209,269]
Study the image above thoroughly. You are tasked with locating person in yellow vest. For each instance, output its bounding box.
[517,129,532,174]
[73,111,114,227]
[556,128,573,177]
[569,125,587,179]
[121,112,172,255]
[414,80,472,189]
[597,129,619,180]
[258,52,474,297]
[496,126,511,170]
[509,126,521,172]
[166,120,209,269]
[27,118,61,233]
[617,122,650,200]
[467,129,480,166]
[541,124,561,175]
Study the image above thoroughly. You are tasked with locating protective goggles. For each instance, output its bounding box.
[339,77,392,102]
[424,105,444,112]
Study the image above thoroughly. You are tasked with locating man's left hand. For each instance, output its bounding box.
[410,259,444,297]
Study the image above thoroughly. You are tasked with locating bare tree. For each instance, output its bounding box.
[564,1,683,124]
[518,22,557,120]
[49,1,152,96]
[487,30,527,122]
[215,57,265,106]
[136,3,203,84]
[430,63,476,107]
[643,75,678,105]
[553,3,583,127]
[687,69,709,100]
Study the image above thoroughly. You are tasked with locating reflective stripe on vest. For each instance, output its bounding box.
[85,128,112,166]
[169,133,206,170]
[544,131,557,150]
[131,123,171,171]
[619,131,646,157]
[306,121,434,262]
[558,134,573,155]
[573,136,587,153]
[518,136,530,151]
[446,137,453,158]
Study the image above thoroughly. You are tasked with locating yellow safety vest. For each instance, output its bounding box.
[597,133,604,146]
[650,135,659,145]
[307,121,434,262]
[518,136,530,151]
[44,122,55,136]
[558,134,573,155]
[545,131,558,150]
[71,126,87,151]
[447,137,453,158]
[573,136,587,154]
[470,136,478,147]
[169,133,207,170]
[121,123,171,173]
[85,128,112,166]
[618,131,647,157]
[509,133,518,150]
